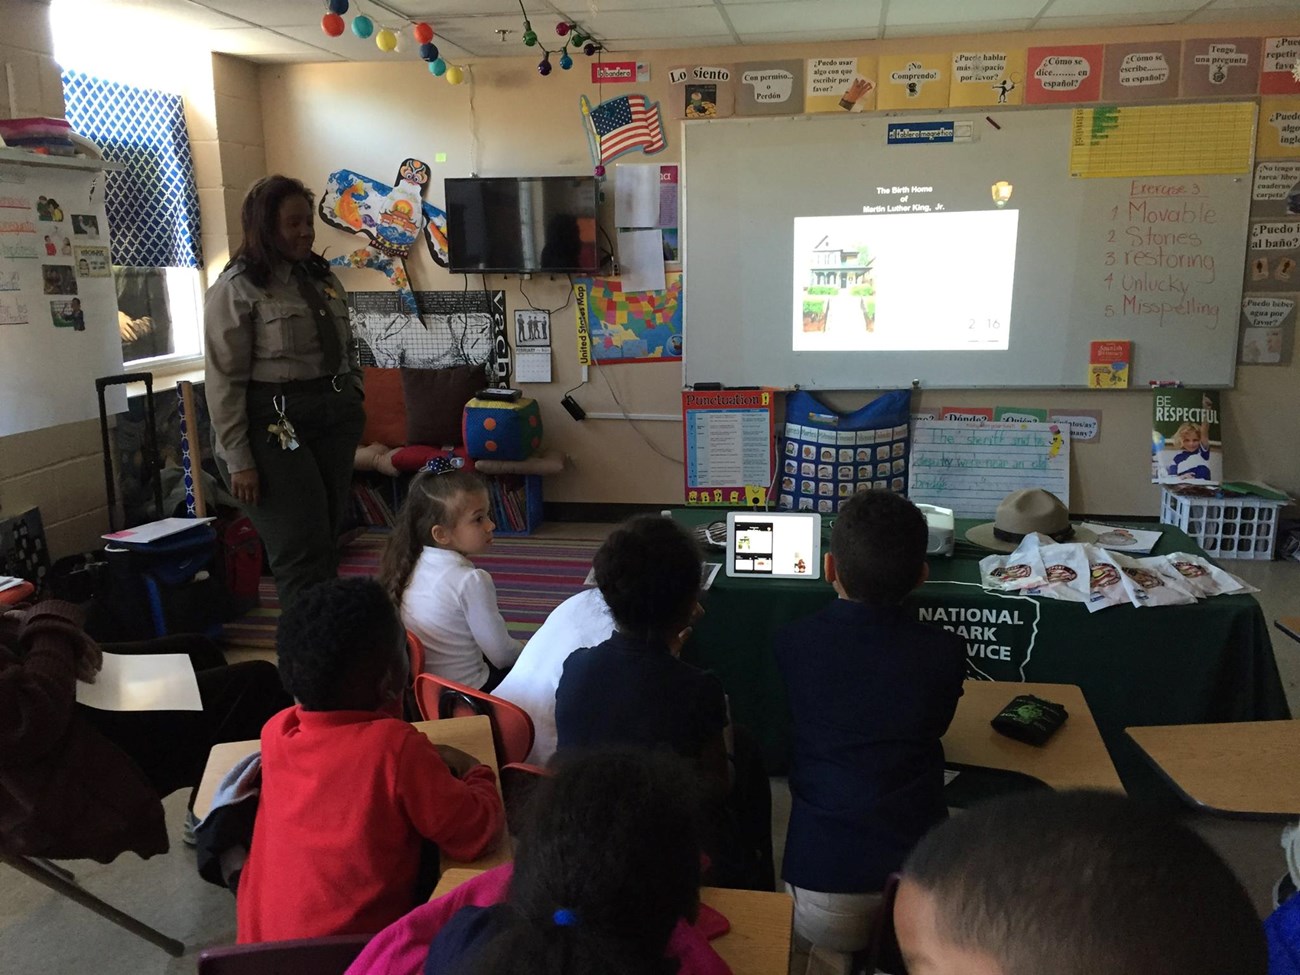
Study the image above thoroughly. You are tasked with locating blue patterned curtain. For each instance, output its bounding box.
[61,70,202,269]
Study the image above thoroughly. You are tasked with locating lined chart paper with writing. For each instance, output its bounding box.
[908,421,1070,519]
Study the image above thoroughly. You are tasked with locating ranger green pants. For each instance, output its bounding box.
[225,377,365,610]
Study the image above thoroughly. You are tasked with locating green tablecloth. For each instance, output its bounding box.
[675,509,1291,799]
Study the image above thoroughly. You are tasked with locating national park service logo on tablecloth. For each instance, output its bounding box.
[909,581,1041,681]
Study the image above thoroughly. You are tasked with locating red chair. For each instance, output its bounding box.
[413,672,536,767]
[405,630,424,686]
[196,934,371,974]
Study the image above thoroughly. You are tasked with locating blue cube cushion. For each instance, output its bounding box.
[462,398,543,461]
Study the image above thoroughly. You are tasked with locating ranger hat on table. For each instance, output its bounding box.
[966,488,1097,553]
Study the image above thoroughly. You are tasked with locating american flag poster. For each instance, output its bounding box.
[588,94,667,164]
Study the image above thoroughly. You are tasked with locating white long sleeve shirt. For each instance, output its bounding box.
[493,588,615,765]
[401,547,524,689]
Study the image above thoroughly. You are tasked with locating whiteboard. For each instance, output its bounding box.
[682,107,1254,390]
[0,158,124,436]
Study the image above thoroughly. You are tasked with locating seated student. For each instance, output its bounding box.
[379,465,523,691]
[892,789,1267,975]
[1,599,287,860]
[554,515,772,890]
[423,749,727,975]
[492,586,614,765]
[236,577,505,943]
[775,489,965,970]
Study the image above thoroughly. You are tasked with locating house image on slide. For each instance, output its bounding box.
[806,234,873,288]
[801,234,876,334]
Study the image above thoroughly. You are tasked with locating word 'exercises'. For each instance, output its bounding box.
[908,420,1071,519]
[1093,179,1222,331]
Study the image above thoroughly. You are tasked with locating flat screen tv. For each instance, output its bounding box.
[444,175,602,274]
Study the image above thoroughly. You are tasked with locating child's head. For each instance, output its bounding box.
[593,515,701,640]
[446,749,704,974]
[378,466,490,602]
[276,577,407,711]
[829,489,928,605]
[1174,421,1202,451]
[893,789,1266,975]
[70,298,81,309]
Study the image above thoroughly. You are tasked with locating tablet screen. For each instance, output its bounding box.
[726,512,821,579]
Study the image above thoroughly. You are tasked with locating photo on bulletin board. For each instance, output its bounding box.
[805,56,877,114]
[877,54,949,110]
[1180,37,1261,97]
[41,264,77,295]
[71,213,100,236]
[49,297,85,330]
[1101,40,1182,103]
[1026,45,1104,103]
[74,244,111,278]
[949,50,1025,107]
[669,64,734,119]
[735,59,805,116]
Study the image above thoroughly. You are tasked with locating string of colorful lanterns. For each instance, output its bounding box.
[516,1,601,76]
[320,0,465,84]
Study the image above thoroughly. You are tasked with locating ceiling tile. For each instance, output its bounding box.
[390,0,524,15]
[273,23,475,62]
[1034,0,1201,15]
[1187,6,1300,21]
[726,0,881,32]
[883,19,1036,37]
[557,7,732,38]
[884,0,1047,25]
[1033,13,1195,29]
[86,0,250,30]
[1204,0,1300,7]
[187,0,325,28]
[204,27,343,60]
[598,34,739,51]
[555,0,721,10]
[734,27,884,44]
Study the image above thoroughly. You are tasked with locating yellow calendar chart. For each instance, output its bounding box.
[1070,103,1256,178]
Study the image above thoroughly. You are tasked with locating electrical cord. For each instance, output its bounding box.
[519,274,574,315]
[594,362,683,466]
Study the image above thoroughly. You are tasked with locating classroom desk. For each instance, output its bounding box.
[675,509,1290,799]
[432,869,793,975]
[1126,719,1300,818]
[1276,617,1300,645]
[944,680,1123,792]
[193,715,511,870]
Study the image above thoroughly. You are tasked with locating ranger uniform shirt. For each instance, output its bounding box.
[204,261,361,472]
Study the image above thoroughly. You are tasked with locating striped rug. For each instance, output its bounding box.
[219,529,601,653]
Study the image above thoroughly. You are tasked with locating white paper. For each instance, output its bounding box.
[515,347,552,383]
[1078,522,1163,555]
[615,165,661,228]
[76,652,202,712]
[617,229,666,294]
[0,576,26,593]
[103,516,215,544]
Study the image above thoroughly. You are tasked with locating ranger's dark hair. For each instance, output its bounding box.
[901,789,1267,975]
[443,749,704,975]
[226,174,328,287]
[830,489,927,605]
[593,516,701,640]
[276,577,404,711]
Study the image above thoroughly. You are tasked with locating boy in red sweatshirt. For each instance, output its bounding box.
[236,577,504,942]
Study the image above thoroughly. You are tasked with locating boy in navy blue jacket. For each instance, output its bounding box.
[775,489,965,972]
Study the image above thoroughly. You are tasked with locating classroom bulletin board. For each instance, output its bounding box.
[682,388,776,506]
[0,158,124,436]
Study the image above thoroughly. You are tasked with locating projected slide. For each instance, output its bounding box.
[793,210,1019,352]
